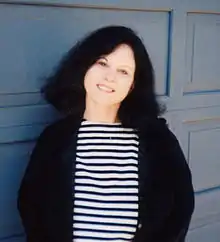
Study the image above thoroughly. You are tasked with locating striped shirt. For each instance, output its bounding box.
[72,120,139,242]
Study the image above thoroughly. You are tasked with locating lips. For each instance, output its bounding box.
[97,84,115,93]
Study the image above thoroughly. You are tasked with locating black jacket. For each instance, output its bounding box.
[17,115,194,242]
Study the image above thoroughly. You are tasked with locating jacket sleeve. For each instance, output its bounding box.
[163,131,195,242]
[17,125,53,242]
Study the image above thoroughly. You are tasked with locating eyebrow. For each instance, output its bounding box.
[99,56,108,61]
[119,65,134,71]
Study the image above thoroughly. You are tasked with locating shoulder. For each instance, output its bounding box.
[140,117,187,169]
[36,115,80,151]
[140,117,178,149]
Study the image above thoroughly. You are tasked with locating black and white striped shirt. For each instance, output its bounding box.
[72,120,139,242]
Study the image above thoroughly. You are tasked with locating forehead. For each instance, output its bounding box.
[104,44,135,68]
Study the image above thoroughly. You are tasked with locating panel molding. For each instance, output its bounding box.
[181,116,220,193]
[183,116,220,124]
[0,1,172,12]
[0,92,46,108]
[184,12,220,95]
[188,11,220,15]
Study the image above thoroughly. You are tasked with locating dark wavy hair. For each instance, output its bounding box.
[42,25,164,129]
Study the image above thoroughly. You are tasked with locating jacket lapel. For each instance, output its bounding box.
[57,116,81,242]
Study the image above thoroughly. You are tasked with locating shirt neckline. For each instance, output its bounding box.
[82,118,122,126]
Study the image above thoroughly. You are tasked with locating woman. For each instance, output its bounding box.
[17,26,194,242]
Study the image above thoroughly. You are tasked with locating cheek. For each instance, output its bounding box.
[84,69,99,91]
[116,81,134,99]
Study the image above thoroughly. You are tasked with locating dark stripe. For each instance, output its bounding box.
[75,161,138,167]
[77,149,138,154]
[77,136,139,141]
[73,235,130,241]
[74,212,137,220]
[75,156,138,160]
[75,169,137,174]
[74,175,138,181]
[79,130,136,134]
[73,197,138,204]
[80,123,123,128]
[73,220,136,228]
[77,142,139,147]
[74,204,138,212]
[73,227,134,235]
[74,182,138,189]
[75,190,138,196]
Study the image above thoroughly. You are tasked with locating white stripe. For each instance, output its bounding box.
[79,126,134,132]
[75,171,138,179]
[75,193,138,202]
[73,223,136,233]
[73,215,137,225]
[81,120,122,125]
[75,178,138,186]
[77,151,138,158]
[73,230,132,239]
[74,207,137,217]
[76,157,138,165]
[74,200,138,209]
[77,138,139,145]
[75,164,138,172]
[75,185,138,194]
[78,133,138,139]
[77,145,138,151]
[74,239,126,242]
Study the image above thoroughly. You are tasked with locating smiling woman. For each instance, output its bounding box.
[84,44,136,122]
[17,26,194,242]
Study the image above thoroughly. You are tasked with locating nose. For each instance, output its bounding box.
[105,69,116,83]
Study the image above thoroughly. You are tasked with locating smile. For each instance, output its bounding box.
[97,84,115,93]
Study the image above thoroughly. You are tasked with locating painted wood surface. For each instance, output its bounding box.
[0,0,220,241]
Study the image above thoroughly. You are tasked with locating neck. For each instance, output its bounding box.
[83,99,120,124]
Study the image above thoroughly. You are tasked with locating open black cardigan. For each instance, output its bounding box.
[17,116,194,242]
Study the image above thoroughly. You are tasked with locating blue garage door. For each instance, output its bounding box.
[0,1,220,241]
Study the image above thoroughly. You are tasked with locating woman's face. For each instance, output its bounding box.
[84,44,136,107]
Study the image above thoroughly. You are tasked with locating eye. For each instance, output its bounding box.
[97,61,107,67]
[119,69,129,75]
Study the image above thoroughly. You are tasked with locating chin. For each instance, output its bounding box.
[93,98,120,107]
